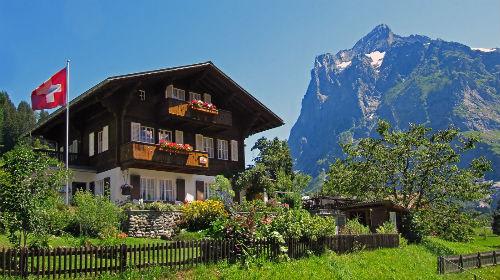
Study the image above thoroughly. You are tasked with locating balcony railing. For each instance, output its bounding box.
[34,149,89,166]
[120,142,209,169]
[163,98,232,127]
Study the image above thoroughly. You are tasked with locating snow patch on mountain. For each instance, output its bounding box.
[365,51,385,68]
[336,60,352,71]
[472,47,496,52]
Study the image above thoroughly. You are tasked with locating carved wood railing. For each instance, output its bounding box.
[120,142,209,169]
[165,98,232,127]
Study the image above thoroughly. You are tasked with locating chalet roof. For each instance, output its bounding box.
[31,61,284,136]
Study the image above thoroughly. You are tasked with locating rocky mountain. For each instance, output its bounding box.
[289,24,500,182]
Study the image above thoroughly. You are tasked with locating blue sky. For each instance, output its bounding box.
[1,0,500,164]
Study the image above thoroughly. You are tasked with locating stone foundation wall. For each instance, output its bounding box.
[126,210,183,238]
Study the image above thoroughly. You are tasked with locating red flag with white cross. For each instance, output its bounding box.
[31,68,67,110]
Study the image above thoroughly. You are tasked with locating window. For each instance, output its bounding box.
[95,179,104,196]
[140,177,156,201]
[97,131,103,153]
[131,122,154,144]
[175,130,184,144]
[204,182,210,199]
[172,87,185,101]
[204,137,214,158]
[97,126,109,153]
[189,91,202,101]
[158,129,173,143]
[159,179,174,201]
[203,93,212,104]
[95,178,110,198]
[217,139,228,160]
[89,132,94,156]
[230,140,238,161]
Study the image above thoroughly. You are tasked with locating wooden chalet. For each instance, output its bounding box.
[31,62,283,203]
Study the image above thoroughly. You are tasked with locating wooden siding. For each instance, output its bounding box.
[162,98,232,127]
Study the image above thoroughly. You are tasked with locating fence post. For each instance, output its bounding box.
[493,251,497,265]
[477,252,481,268]
[120,244,127,273]
[20,248,27,278]
[459,255,464,272]
[437,256,442,274]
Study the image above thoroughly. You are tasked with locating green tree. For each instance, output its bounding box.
[323,120,492,241]
[0,145,69,247]
[493,203,500,235]
[235,137,310,201]
[323,120,492,211]
[209,175,235,205]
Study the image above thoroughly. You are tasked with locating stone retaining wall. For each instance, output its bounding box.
[126,210,183,238]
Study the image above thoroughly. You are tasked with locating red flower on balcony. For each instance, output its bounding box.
[190,99,218,114]
[158,139,193,153]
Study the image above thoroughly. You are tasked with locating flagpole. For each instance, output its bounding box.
[65,60,70,205]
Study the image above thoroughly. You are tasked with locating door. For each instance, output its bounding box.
[196,180,205,200]
[176,179,185,202]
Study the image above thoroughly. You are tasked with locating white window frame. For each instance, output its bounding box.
[159,179,175,201]
[230,140,238,161]
[158,129,173,143]
[204,137,214,158]
[140,125,155,144]
[95,179,104,196]
[97,131,103,154]
[138,90,146,101]
[175,130,184,144]
[189,91,202,101]
[89,132,94,156]
[140,177,156,201]
[172,87,185,101]
[217,139,228,160]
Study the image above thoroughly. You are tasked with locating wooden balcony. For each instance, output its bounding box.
[34,149,89,166]
[161,98,232,127]
[120,142,209,171]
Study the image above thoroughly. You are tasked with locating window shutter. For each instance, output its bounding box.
[204,93,211,104]
[231,140,238,161]
[88,133,93,156]
[179,90,186,101]
[131,122,140,142]
[195,134,204,151]
[102,126,109,152]
[130,175,141,199]
[175,130,184,144]
[72,140,78,153]
[176,179,185,201]
[196,180,205,200]
[165,85,173,99]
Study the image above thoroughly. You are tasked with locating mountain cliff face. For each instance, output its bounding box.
[289,24,500,180]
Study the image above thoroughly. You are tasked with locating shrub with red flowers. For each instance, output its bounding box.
[190,99,218,113]
[158,139,193,153]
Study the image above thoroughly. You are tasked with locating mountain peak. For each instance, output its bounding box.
[352,24,395,54]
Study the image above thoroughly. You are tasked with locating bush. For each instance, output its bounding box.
[376,221,397,234]
[270,209,336,240]
[181,200,227,231]
[144,201,180,212]
[73,191,124,237]
[339,219,370,235]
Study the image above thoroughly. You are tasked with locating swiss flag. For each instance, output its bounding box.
[31,68,67,110]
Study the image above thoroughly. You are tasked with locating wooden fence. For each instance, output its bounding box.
[438,250,500,274]
[0,234,399,278]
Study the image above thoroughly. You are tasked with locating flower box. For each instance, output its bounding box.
[158,140,193,154]
[190,99,218,115]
